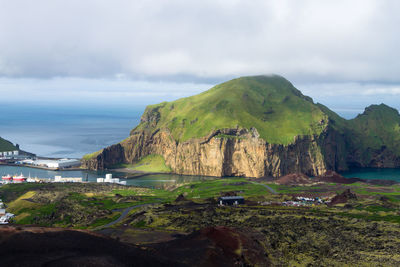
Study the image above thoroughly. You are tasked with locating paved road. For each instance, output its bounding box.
[251,181,278,194]
[99,203,155,229]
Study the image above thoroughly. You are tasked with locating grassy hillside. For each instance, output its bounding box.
[134,75,328,145]
[0,137,17,152]
[349,104,400,154]
[114,155,173,173]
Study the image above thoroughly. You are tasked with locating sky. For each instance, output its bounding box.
[1,0,400,117]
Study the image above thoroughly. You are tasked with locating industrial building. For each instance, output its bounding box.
[19,158,81,169]
[97,174,127,185]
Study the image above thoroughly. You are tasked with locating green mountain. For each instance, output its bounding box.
[135,75,327,145]
[0,137,17,152]
[83,75,400,177]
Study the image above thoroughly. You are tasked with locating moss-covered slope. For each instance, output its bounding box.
[134,75,328,145]
[345,104,400,167]
[350,104,400,153]
[0,137,17,152]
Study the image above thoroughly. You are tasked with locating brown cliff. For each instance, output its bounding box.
[82,125,348,178]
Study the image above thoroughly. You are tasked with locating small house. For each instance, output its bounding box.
[218,196,245,206]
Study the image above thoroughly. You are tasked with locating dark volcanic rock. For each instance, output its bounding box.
[316,170,362,184]
[150,226,271,266]
[0,226,176,267]
[175,193,187,202]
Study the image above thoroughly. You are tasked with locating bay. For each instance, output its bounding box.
[341,167,400,183]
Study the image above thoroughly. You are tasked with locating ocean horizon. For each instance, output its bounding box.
[0,103,143,158]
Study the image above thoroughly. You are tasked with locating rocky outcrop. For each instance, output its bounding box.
[329,189,357,206]
[82,125,349,178]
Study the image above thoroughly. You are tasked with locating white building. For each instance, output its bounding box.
[54,176,83,183]
[97,174,126,185]
[46,159,81,168]
[0,150,19,158]
[32,158,81,169]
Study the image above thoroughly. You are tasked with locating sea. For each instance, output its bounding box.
[0,103,144,158]
[0,103,399,184]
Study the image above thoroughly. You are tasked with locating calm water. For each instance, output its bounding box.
[0,104,143,158]
[0,165,212,188]
[341,168,400,182]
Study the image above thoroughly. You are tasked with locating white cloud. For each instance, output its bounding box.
[0,0,399,83]
[363,87,400,95]
[0,77,212,105]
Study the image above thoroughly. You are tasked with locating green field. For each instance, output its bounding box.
[114,154,172,173]
[1,178,400,228]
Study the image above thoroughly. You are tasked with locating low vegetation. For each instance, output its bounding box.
[1,178,400,265]
[114,154,172,173]
[82,149,103,160]
[0,136,17,152]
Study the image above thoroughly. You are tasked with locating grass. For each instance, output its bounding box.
[2,178,400,230]
[120,154,172,173]
[173,177,270,199]
[349,104,400,156]
[133,75,328,145]
[0,136,17,152]
[82,149,103,160]
[7,191,41,213]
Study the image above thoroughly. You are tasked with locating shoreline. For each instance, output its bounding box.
[0,162,86,172]
[1,163,400,185]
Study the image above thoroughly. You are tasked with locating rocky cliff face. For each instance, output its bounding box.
[82,125,348,178]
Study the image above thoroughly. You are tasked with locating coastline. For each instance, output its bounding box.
[0,162,85,172]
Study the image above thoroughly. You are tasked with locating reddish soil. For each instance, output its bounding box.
[275,173,313,185]
[329,189,357,206]
[150,226,270,266]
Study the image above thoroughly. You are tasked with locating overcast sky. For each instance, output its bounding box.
[1,0,400,116]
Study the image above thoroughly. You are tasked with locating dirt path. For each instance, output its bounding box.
[97,203,155,229]
[251,181,278,194]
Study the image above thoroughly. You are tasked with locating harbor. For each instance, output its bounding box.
[1,173,126,186]
[0,165,212,189]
